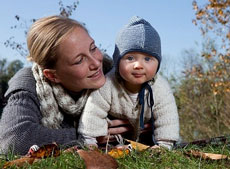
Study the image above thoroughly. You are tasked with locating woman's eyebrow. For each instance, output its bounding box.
[71,40,95,63]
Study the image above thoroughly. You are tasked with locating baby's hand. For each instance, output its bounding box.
[150,145,160,149]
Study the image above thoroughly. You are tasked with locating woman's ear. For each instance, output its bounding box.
[43,69,61,83]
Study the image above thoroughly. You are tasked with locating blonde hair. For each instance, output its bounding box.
[27,15,87,69]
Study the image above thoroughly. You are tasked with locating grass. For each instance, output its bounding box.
[117,145,230,169]
[1,143,230,169]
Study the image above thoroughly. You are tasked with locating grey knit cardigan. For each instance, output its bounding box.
[0,68,79,155]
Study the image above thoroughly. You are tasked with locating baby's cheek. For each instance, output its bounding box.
[119,69,129,80]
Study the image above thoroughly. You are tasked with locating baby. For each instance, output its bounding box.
[78,16,179,149]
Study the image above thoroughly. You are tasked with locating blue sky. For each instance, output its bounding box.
[0,0,206,74]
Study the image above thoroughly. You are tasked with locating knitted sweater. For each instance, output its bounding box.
[78,70,180,148]
[0,68,79,155]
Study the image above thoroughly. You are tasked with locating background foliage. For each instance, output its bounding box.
[0,59,24,115]
[176,0,230,141]
[0,0,79,116]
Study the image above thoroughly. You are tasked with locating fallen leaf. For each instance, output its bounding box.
[77,149,118,169]
[3,157,36,169]
[185,150,229,160]
[125,139,150,151]
[203,153,228,160]
[29,143,60,158]
[3,143,60,168]
[108,148,129,159]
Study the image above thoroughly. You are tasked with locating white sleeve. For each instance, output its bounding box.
[153,75,180,142]
[81,134,98,145]
[78,80,112,138]
[157,141,174,150]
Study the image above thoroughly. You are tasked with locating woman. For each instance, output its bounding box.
[0,15,131,155]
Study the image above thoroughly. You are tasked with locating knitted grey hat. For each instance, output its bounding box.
[113,16,161,72]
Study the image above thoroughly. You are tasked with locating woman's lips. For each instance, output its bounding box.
[88,68,102,79]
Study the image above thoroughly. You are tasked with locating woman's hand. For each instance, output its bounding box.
[96,120,152,144]
[96,119,131,144]
[140,122,152,134]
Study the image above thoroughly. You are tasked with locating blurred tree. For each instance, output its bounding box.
[175,46,227,141]
[4,0,79,58]
[0,59,24,115]
[176,1,230,141]
[1,0,79,115]
[193,0,230,96]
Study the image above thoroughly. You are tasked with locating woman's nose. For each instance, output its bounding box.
[89,53,102,70]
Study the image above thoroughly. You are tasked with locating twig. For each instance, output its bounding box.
[105,133,111,154]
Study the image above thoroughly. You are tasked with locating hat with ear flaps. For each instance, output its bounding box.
[113,15,162,73]
[113,16,161,145]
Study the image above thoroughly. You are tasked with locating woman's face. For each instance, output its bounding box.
[54,27,106,92]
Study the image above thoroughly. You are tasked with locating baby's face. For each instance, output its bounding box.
[119,52,158,93]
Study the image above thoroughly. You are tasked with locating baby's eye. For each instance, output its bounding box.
[127,56,134,61]
[144,57,151,61]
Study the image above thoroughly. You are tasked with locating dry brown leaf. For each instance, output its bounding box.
[29,143,60,158]
[125,139,150,151]
[3,143,60,168]
[77,149,118,169]
[185,150,229,160]
[3,157,36,168]
[203,153,228,160]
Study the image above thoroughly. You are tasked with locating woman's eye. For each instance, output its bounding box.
[90,45,97,52]
[75,57,84,65]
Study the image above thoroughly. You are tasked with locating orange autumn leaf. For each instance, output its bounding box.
[108,148,129,159]
[125,139,150,151]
